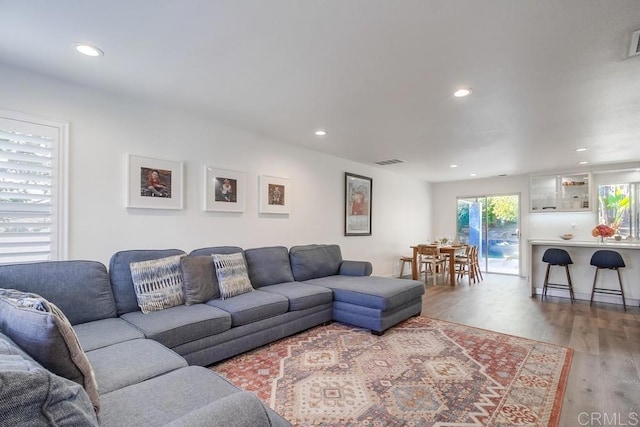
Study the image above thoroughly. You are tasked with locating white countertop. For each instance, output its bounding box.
[529,239,640,249]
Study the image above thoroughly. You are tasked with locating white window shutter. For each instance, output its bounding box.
[0,112,68,264]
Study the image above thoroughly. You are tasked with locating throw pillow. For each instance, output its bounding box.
[130,255,185,314]
[180,256,218,304]
[0,339,99,426]
[212,253,254,299]
[0,289,100,413]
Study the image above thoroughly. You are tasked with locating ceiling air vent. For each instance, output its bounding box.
[374,159,404,166]
[629,29,640,58]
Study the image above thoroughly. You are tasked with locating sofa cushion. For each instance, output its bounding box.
[130,254,186,314]
[206,290,288,327]
[189,246,244,257]
[165,392,272,427]
[212,252,254,299]
[244,246,295,287]
[109,249,186,315]
[121,304,231,349]
[0,289,100,412]
[86,339,187,395]
[0,260,116,325]
[181,255,218,303]
[73,318,145,352]
[98,366,278,427]
[259,282,333,311]
[0,340,98,427]
[303,275,425,311]
[289,244,343,281]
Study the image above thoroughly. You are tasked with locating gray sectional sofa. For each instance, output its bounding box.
[0,244,424,426]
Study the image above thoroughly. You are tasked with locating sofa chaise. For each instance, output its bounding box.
[0,244,424,426]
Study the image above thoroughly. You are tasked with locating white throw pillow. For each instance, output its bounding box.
[130,255,185,314]
[212,253,254,299]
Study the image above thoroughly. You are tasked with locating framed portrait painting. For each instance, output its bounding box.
[345,172,372,236]
[204,166,245,212]
[126,154,183,209]
[259,175,291,214]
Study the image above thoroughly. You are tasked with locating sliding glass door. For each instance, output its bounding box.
[456,194,520,275]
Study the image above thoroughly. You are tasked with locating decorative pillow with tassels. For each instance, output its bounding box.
[130,255,185,314]
[212,252,254,299]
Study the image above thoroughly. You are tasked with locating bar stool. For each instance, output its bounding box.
[542,248,574,302]
[590,250,626,311]
[398,256,413,278]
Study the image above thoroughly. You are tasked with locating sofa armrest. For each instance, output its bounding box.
[164,392,273,427]
[339,260,373,276]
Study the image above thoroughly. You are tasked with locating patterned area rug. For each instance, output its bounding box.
[213,317,572,426]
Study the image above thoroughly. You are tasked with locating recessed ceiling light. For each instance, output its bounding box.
[75,44,103,57]
[578,161,589,165]
[314,130,327,136]
[449,164,458,168]
[454,88,472,97]
[575,147,589,152]
[470,173,477,177]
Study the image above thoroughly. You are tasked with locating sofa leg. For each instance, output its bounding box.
[371,330,384,336]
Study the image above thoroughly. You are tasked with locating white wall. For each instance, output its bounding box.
[0,64,431,275]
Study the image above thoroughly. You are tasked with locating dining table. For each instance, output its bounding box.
[410,244,466,286]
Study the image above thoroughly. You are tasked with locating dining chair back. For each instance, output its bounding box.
[454,245,483,285]
[417,245,446,286]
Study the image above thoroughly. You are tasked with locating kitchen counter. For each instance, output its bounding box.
[528,239,639,307]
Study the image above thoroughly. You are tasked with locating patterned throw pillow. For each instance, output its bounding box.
[130,255,185,314]
[212,253,254,299]
[0,289,100,413]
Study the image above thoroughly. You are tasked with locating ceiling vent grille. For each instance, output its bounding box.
[629,29,640,58]
[375,159,404,166]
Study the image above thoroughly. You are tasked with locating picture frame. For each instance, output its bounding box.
[345,172,372,236]
[204,166,246,212]
[259,175,291,214]
[126,154,183,210]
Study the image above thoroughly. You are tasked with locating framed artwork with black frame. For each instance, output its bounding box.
[345,172,372,236]
[126,154,183,210]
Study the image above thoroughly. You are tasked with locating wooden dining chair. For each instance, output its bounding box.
[455,245,481,285]
[471,246,483,282]
[417,245,447,286]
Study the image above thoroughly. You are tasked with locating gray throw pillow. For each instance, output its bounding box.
[181,256,218,304]
[0,289,100,413]
[130,255,185,314]
[212,253,254,299]
[0,341,99,426]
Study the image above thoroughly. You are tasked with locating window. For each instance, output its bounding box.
[597,184,630,233]
[0,111,68,264]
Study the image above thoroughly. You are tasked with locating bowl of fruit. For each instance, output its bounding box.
[559,233,574,240]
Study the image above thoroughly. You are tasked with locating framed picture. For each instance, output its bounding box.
[345,172,372,236]
[126,154,183,209]
[259,175,291,214]
[204,166,245,212]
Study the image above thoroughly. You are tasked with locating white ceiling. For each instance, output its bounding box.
[1,0,639,182]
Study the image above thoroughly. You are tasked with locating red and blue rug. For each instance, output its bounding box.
[213,316,572,426]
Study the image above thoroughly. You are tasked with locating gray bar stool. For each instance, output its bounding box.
[542,248,574,302]
[590,249,626,311]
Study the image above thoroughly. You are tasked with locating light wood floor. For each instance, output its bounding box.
[417,273,640,426]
